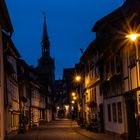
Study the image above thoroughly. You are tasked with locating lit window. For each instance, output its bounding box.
[129,45,136,67]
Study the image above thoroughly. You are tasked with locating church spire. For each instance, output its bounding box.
[41,12,50,56]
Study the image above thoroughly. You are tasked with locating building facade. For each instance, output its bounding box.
[0,1,13,139]
[17,59,46,128]
[78,0,140,139]
[92,0,140,138]
[17,59,33,130]
[3,33,20,134]
[0,1,55,138]
[80,41,104,132]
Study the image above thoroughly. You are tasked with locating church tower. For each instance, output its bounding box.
[41,15,50,56]
[36,14,55,90]
[35,14,55,121]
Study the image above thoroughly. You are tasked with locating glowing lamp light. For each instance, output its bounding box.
[129,34,137,41]
[75,75,81,82]
[72,92,76,97]
[71,100,75,104]
[71,106,74,110]
[73,96,77,100]
[126,33,140,41]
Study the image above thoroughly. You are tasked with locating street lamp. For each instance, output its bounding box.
[71,92,77,102]
[73,96,77,100]
[71,92,77,101]
[71,100,75,104]
[57,106,60,110]
[75,75,81,82]
[72,92,76,97]
[126,33,140,41]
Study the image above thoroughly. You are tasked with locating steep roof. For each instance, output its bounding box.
[92,0,140,32]
[80,40,96,63]
[0,0,13,33]
[92,7,122,32]
[2,32,20,58]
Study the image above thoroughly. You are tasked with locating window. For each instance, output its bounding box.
[111,58,115,74]
[26,87,30,98]
[91,88,96,101]
[31,89,36,98]
[106,62,110,80]
[116,82,122,95]
[110,82,116,96]
[129,45,136,67]
[112,103,117,122]
[107,104,111,122]
[117,102,122,123]
[9,82,17,100]
[116,51,121,73]
[95,67,98,77]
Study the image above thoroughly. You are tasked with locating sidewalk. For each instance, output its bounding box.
[71,121,122,140]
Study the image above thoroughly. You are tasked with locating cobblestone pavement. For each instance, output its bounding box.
[5,119,122,140]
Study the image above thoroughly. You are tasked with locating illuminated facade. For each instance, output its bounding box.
[4,33,20,134]
[0,1,55,138]
[79,0,140,138]
[17,59,46,127]
[31,86,40,125]
[80,41,104,131]
[92,1,140,138]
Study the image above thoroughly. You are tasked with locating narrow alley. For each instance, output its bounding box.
[1,1,140,140]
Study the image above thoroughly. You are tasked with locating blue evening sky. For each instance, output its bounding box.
[6,0,124,79]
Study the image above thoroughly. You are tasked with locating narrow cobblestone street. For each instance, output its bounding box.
[5,119,121,140]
